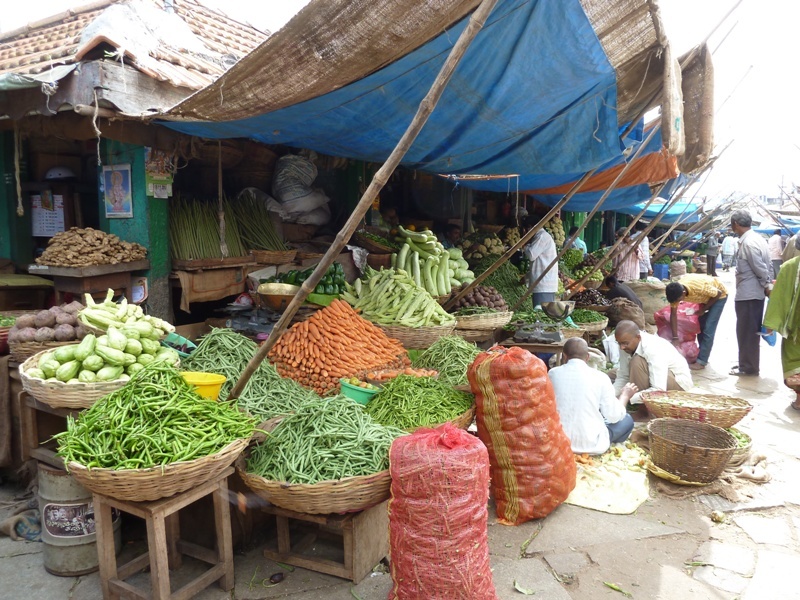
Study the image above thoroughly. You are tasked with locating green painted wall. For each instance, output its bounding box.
[0,132,34,265]
[98,140,171,319]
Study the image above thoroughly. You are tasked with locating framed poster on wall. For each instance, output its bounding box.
[102,164,133,218]
[31,191,66,237]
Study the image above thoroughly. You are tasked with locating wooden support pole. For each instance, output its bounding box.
[441,167,598,311]
[228,0,501,400]
[652,203,732,262]
[510,124,662,311]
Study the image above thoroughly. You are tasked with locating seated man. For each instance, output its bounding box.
[549,338,638,454]
[604,275,643,309]
[665,274,728,371]
[613,320,693,406]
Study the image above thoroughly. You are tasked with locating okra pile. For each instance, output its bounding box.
[56,363,256,470]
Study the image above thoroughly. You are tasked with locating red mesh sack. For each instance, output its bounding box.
[468,345,576,525]
[388,423,497,600]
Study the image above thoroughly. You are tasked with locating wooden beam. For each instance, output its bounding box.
[228,0,502,400]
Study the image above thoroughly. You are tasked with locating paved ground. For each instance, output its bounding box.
[2,269,799,599]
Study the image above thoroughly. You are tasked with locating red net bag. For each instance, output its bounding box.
[388,423,497,600]
[468,345,576,525]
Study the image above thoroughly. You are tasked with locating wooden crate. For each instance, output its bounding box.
[261,501,389,584]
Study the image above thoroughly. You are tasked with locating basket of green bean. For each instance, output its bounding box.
[56,363,256,502]
[571,309,608,332]
[239,396,405,514]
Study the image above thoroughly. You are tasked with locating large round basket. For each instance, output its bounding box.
[454,329,495,343]
[0,327,10,355]
[352,231,396,254]
[366,253,394,270]
[237,464,391,515]
[9,340,76,363]
[647,418,736,484]
[574,304,610,313]
[574,318,608,333]
[641,391,752,428]
[582,280,602,290]
[20,349,129,409]
[378,323,455,349]
[406,405,476,433]
[559,327,585,339]
[67,438,248,502]
[455,311,513,331]
[251,249,297,265]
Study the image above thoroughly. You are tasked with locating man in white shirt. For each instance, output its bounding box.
[523,229,558,307]
[768,229,784,277]
[550,338,638,454]
[613,320,693,405]
[632,223,652,280]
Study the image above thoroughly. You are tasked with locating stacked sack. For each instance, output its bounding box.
[468,346,576,524]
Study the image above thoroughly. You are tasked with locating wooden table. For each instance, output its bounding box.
[28,260,149,303]
[500,340,567,365]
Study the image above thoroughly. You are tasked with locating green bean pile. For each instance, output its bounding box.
[473,256,527,308]
[181,328,257,399]
[571,309,605,323]
[56,363,256,470]
[365,375,474,430]
[236,361,321,422]
[412,335,481,386]
[246,396,405,484]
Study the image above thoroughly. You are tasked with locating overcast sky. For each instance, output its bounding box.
[1,0,793,199]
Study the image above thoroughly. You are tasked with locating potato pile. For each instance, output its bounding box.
[8,302,85,344]
[36,228,147,267]
[450,285,508,311]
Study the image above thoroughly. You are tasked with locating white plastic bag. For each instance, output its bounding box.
[602,331,620,368]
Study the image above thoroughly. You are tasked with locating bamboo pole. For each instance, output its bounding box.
[567,182,667,290]
[651,202,733,262]
[509,124,663,311]
[441,167,598,311]
[228,0,501,400]
[648,175,709,252]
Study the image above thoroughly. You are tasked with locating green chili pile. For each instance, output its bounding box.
[56,363,256,470]
[726,427,751,448]
[246,396,404,484]
[181,328,257,398]
[412,335,481,386]
[236,361,321,422]
[365,375,474,430]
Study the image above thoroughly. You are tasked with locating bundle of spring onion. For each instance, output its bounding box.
[236,361,321,422]
[229,189,288,251]
[169,195,248,260]
[55,363,256,470]
[246,396,405,484]
[365,375,474,430]
[341,267,455,327]
[412,335,481,386]
[181,328,257,399]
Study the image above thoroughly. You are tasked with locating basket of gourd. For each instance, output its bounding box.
[20,326,180,410]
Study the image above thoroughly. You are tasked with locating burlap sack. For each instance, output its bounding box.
[606,298,646,330]
[626,280,667,325]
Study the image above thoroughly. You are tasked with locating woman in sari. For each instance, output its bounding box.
[763,237,800,410]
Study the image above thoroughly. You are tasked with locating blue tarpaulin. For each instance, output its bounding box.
[164,0,651,207]
[616,198,704,225]
[754,219,800,235]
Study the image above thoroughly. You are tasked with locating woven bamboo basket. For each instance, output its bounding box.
[574,318,609,333]
[251,249,297,265]
[405,405,476,433]
[378,323,455,349]
[455,311,513,331]
[9,340,75,363]
[236,465,391,515]
[353,231,396,254]
[560,328,585,339]
[0,328,9,355]
[583,280,602,290]
[454,384,472,393]
[20,348,178,410]
[574,304,610,312]
[67,438,248,502]
[726,427,752,468]
[454,329,495,343]
[295,251,325,262]
[641,391,752,428]
[647,418,736,484]
[366,253,394,270]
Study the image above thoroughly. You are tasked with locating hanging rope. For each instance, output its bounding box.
[218,141,228,258]
[92,89,102,167]
[13,122,23,217]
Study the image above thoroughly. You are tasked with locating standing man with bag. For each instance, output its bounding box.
[705,233,719,276]
[730,210,773,377]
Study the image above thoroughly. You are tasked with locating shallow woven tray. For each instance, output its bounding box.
[20,348,129,409]
[642,391,752,428]
[68,438,248,502]
[648,418,736,484]
[9,340,75,363]
[560,328,584,339]
[353,231,396,254]
[377,323,455,349]
[252,249,297,265]
[455,311,513,330]
[454,329,495,343]
[574,318,609,332]
[237,464,391,515]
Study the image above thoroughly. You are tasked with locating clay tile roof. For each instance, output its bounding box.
[0,0,268,90]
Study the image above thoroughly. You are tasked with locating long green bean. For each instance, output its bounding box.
[412,335,481,386]
[365,375,473,430]
[236,361,320,421]
[55,363,256,470]
[182,328,258,399]
[473,256,527,308]
[246,396,405,484]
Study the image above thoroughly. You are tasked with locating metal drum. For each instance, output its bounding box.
[37,463,121,576]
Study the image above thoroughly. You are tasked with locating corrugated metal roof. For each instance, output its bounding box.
[0,0,267,90]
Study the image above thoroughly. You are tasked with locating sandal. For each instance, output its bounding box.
[729,368,755,376]
[790,401,800,411]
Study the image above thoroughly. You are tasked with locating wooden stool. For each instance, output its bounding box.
[94,467,235,600]
[261,501,389,584]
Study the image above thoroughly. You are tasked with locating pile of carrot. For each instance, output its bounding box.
[268,299,409,395]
